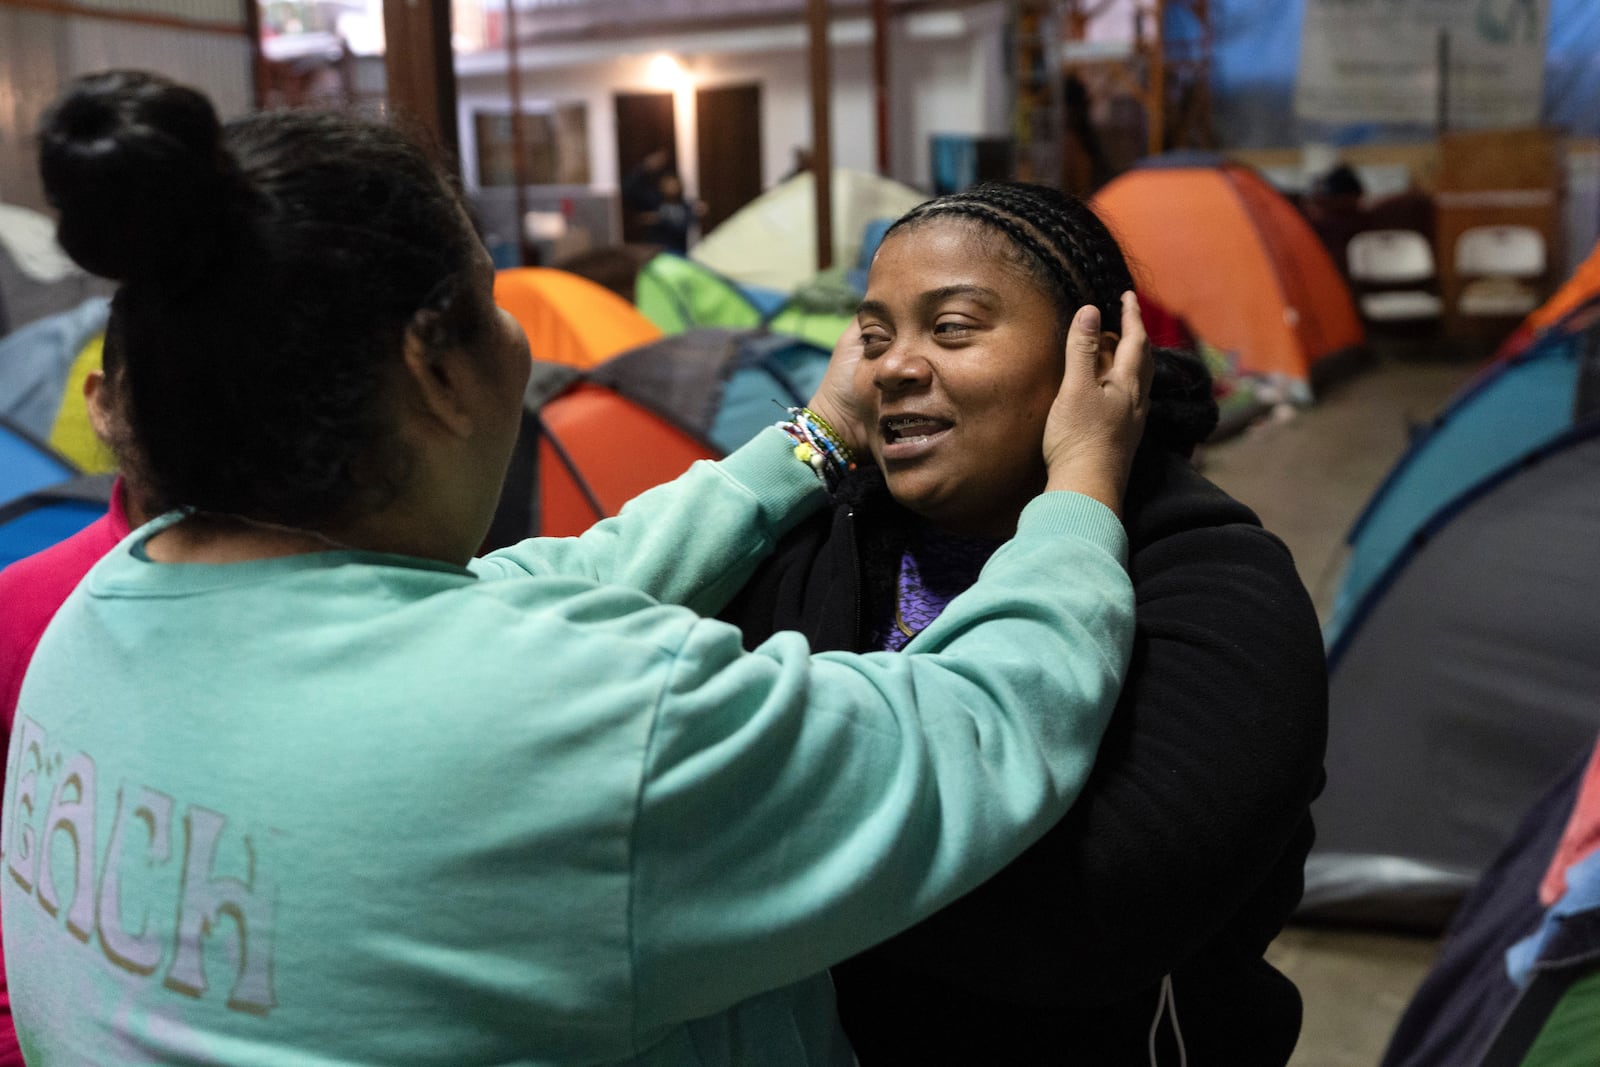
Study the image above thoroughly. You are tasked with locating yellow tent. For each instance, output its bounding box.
[47,333,115,473]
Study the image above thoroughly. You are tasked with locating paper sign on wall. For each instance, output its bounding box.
[1295,0,1547,127]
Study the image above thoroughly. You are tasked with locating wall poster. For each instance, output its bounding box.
[1295,0,1548,127]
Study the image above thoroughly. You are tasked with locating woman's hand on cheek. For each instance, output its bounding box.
[805,319,872,457]
[1041,291,1153,517]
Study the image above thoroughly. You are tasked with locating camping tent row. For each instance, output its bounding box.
[634,250,865,354]
[1304,294,1600,930]
[597,168,928,354]
[5,153,1379,566]
[483,328,830,547]
[3,329,826,568]
[638,157,1369,403]
[0,266,826,569]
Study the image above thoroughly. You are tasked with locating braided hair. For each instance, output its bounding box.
[881,181,1217,454]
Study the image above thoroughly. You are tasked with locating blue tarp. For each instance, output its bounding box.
[0,296,108,439]
[0,492,106,571]
[1205,0,1600,147]
[0,472,110,571]
[0,417,76,511]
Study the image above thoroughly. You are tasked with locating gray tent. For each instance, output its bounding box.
[1303,304,1600,929]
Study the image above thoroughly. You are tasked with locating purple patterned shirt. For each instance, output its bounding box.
[876,527,1004,651]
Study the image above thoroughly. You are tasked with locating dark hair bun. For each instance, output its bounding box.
[1145,347,1220,456]
[38,70,233,283]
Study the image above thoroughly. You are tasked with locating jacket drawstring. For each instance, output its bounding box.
[1147,973,1188,1067]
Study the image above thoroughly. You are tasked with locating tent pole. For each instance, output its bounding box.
[808,0,834,271]
[381,0,459,176]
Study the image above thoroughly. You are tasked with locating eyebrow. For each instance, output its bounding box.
[856,285,1002,319]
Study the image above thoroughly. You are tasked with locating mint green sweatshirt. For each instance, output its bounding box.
[2,428,1132,1066]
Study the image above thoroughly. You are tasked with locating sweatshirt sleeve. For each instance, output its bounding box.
[842,516,1329,1004]
[470,428,825,614]
[626,490,1135,1034]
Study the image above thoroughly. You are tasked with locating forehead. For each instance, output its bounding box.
[869,217,1043,296]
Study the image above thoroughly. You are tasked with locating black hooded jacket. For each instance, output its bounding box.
[717,352,1329,1065]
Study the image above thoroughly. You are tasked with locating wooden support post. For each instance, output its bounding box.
[872,0,890,176]
[1436,28,1451,135]
[383,0,460,176]
[1147,0,1166,156]
[244,0,266,109]
[504,0,532,264]
[808,0,834,271]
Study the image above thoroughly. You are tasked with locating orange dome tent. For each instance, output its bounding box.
[1092,158,1365,394]
[1526,241,1600,336]
[1493,238,1600,361]
[531,382,717,538]
[493,267,662,369]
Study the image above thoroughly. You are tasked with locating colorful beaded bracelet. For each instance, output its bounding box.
[777,406,857,489]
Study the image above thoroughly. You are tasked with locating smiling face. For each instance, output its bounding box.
[855,218,1070,538]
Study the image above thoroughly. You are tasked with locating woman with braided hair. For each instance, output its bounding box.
[719,181,1328,1064]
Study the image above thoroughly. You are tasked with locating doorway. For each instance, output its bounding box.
[614,91,676,244]
[694,84,763,236]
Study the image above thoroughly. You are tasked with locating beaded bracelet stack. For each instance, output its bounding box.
[777,406,857,490]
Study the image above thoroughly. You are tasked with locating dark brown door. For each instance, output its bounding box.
[694,84,763,237]
[614,92,676,244]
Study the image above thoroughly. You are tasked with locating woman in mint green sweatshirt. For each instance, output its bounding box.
[2,71,1149,1066]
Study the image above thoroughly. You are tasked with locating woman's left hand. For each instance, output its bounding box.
[1041,292,1153,516]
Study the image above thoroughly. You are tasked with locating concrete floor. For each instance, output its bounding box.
[1197,345,1486,1067]
[1200,351,1486,629]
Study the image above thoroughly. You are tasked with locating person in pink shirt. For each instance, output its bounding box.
[0,345,150,1065]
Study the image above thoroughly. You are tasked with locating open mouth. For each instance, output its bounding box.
[882,414,952,446]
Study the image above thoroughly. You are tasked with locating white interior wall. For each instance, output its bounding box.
[454,2,1012,199]
[1,3,1010,214]
[0,9,252,211]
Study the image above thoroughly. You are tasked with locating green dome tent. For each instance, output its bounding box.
[633,253,764,334]
[765,268,863,351]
